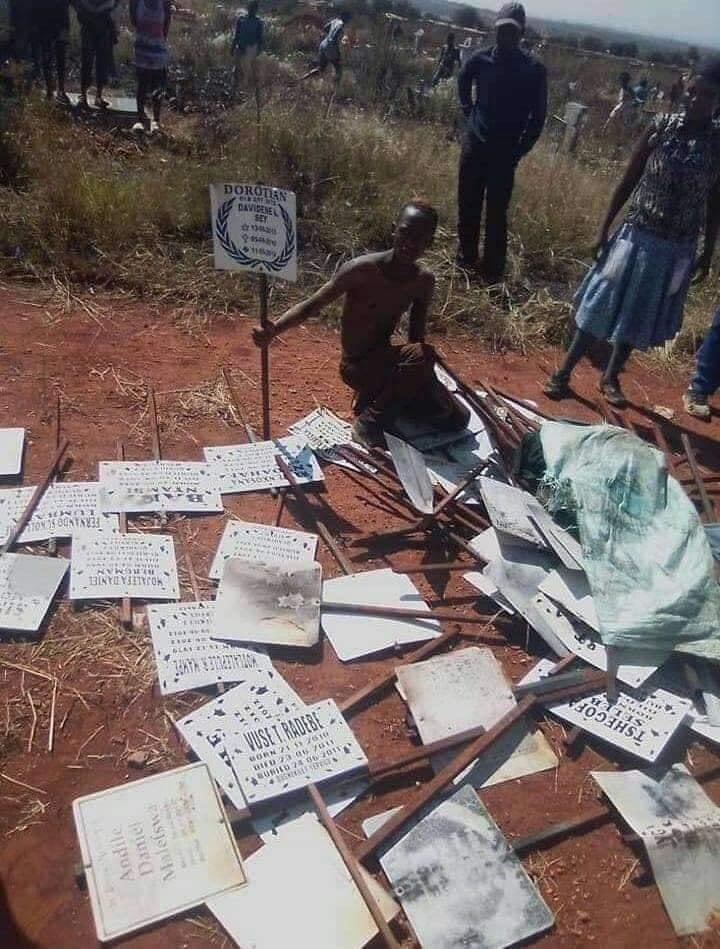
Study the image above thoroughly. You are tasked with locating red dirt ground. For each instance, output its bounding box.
[0,283,719,949]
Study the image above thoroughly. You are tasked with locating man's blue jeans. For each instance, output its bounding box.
[691,306,720,396]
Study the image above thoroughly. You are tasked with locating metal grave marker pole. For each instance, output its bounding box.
[210,184,298,441]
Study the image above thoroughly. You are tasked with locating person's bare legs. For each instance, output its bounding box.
[56,40,68,100]
[544,328,593,398]
[134,71,148,128]
[41,39,54,100]
[232,55,244,95]
[150,83,163,131]
[600,341,632,406]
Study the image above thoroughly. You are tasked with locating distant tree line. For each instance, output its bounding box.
[571,33,700,67]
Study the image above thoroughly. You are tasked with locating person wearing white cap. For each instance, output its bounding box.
[456,2,547,282]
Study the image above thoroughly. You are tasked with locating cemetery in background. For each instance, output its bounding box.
[1,3,720,949]
[0,0,715,361]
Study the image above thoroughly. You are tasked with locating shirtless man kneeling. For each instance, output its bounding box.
[252,200,470,447]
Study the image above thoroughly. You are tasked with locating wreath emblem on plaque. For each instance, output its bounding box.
[215,196,295,273]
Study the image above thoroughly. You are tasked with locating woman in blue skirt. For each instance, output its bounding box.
[544,58,720,407]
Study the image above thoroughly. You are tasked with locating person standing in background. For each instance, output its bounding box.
[31,0,71,102]
[544,61,720,407]
[130,0,171,133]
[231,1,263,95]
[72,0,118,109]
[456,2,547,282]
[684,304,720,419]
[603,71,634,131]
[669,75,685,112]
[459,36,474,68]
[301,10,351,85]
[431,32,460,86]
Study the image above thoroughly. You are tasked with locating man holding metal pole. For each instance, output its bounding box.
[252,200,470,448]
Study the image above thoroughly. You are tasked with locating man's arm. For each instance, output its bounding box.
[694,179,720,283]
[163,0,172,37]
[129,0,138,28]
[252,266,354,346]
[457,57,476,115]
[407,273,435,343]
[257,17,264,51]
[518,64,547,157]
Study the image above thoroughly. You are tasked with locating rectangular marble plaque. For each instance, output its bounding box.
[73,762,246,942]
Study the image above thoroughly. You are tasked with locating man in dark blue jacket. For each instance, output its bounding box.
[231,0,264,92]
[456,2,546,282]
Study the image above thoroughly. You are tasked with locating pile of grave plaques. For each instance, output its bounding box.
[2,366,720,948]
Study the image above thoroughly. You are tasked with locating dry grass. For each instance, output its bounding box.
[0,33,715,362]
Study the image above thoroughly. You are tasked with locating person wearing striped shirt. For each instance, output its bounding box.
[130,0,172,133]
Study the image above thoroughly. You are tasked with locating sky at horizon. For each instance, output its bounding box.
[516,0,720,48]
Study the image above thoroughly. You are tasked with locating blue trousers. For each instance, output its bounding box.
[692,306,720,395]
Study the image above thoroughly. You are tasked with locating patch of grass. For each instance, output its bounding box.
[0,31,714,362]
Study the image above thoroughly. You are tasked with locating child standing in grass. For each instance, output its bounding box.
[130,0,171,133]
[545,59,720,407]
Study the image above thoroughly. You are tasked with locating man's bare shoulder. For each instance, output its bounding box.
[333,252,387,289]
[340,251,388,274]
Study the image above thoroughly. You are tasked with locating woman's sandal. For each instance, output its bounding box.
[599,378,627,408]
[543,371,571,400]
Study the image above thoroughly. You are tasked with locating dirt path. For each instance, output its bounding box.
[0,283,718,948]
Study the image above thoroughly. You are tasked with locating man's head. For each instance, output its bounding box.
[685,57,720,121]
[248,0,259,14]
[340,9,352,23]
[495,2,525,53]
[447,32,456,46]
[393,200,438,263]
